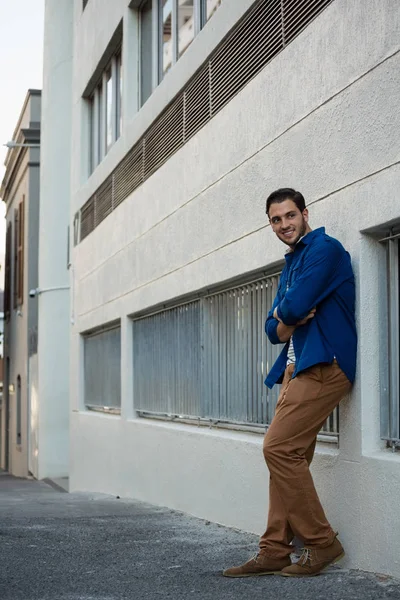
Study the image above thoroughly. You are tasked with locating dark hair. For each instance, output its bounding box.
[266,188,306,215]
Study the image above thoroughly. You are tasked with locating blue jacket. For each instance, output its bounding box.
[264,228,357,388]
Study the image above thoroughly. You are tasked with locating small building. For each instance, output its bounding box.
[0,90,41,476]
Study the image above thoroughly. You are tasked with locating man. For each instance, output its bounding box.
[223,188,357,578]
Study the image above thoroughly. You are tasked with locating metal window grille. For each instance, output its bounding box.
[133,273,339,436]
[381,238,400,448]
[79,0,333,242]
[133,301,201,416]
[202,277,281,425]
[84,325,121,411]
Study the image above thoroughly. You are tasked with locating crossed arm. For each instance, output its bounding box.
[266,240,344,344]
[273,306,316,343]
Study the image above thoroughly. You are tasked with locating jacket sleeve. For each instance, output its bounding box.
[276,240,346,326]
[265,280,285,345]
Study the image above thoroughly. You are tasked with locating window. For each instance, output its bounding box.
[4,222,12,320]
[133,277,280,427]
[206,0,222,21]
[88,52,122,174]
[84,325,121,411]
[381,237,400,448]
[16,376,21,446]
[133,273,338,437]
[134,301,201,416]
[162,0,173,74]
[116,53,122,138]
[13,197,25,308]
[140,0,153,106]
[106,69,113,151]
[138,0,222,106]
[178,1,194,58]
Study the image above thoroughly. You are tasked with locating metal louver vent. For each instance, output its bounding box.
[80,197,95,241]
[210,0,282,115]
[113,142,144,208]
[283,0,331,43]
[184,63,210,141]
[143,94,184,179]
[79,0,333,242]
[95,177,113,226]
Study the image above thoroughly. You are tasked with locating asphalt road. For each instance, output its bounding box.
[0,471,399,600]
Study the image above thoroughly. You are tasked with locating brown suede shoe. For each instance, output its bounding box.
[223,553,291,578]
[281,537,345,577]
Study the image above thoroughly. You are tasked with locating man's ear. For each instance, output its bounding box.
[303,208,309,223]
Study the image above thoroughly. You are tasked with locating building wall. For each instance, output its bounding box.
[4,161,29,477]
[2,157,35,477]
[37,0,73,479]
[1,92,41,477]
[70,0,400,578]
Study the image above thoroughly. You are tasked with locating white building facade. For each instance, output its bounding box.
[66,0,400,578]
[36,0,73,480]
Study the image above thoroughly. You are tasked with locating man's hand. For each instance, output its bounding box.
[296,307,316,326]
[273,307,316,343]
[273,306,316,326]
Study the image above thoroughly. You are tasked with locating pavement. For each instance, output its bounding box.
[1,471,400,600]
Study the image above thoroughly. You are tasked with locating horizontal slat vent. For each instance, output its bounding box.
[210,0,282,116]
[184,63,210,142]
[283,0,333,43]
[80,0,333,242]
[143,94,184,179]
[113,142,144,208]
[80,197,95,241]
[95,177,113,227]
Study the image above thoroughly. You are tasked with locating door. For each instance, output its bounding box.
[4,357,10,471]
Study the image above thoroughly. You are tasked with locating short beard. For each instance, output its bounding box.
[283,219,307,248]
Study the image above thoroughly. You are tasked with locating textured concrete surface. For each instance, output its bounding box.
[0,471,400,600]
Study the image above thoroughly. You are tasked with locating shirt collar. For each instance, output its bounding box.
[284,227,325,258]
[299,227,325,245]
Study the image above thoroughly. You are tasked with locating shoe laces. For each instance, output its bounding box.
[298,547,313,566]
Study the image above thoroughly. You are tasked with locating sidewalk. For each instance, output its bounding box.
[0,471,399,600]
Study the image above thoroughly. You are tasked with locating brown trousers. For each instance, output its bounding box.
[259,361,352,558]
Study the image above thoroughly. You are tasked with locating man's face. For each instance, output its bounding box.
[268,199,309,248]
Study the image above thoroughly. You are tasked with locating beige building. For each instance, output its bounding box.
[0,90,41,476]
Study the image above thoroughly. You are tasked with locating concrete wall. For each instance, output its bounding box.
[38,0,73,478]
[69,0,400,578]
